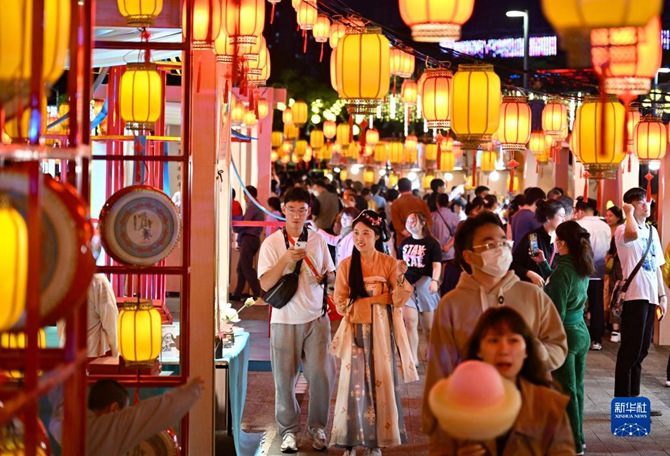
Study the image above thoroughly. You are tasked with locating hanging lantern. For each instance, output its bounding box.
[284,122,299,139]
[507,175,519,192]
[119,63,163,130]
[399,0,475,42]
[634,115,667,163]
[329,21,347,48]
[282,107,294,125]
[270,150,279,162]
[271,131,283,148]
[388,173,399,187]
[364,168,375,184]
[230,101,245,124]
[528,130,552,156]
[118,301,162,366]
[329,47,343,95]
[313,15,331,42]
[296,0,317,30]
[0,194,27,332]
[572,95,625,179]
[117,0,163,27]
[422,172,435,189]
[222,0,265,45]
[186,0,222,49]
[451,64,500,149]
[374,143,387,162]
[347,142,360,160]
[281,140,293,155]
[256,98,269,119]
[5,97,47,141]
[366,129,380,147]
[213,28,236,63]
[323,120,337,139]
[388,141,403,164]
[247,44,271,85]
[336,123,350,145]
[541,100,568,138]
[295,140,308,158]
[420,69,452,129]
[291,100,309,126]
[389,47,415,78]
[245,36,268,77]
[591,17,662,95]
[536,148,551,164]
[310,129,325,149]
[498,96,532,152]
[243,110,257,126]
[339,169,348,181]
[317,144,331,161]
[405,134,418,152]
[0,329,47,379]
[627,106,641,148]
[425,143,438,163]
[335,27,390,114]
[480,151,498,172]
[0,0,71,101]
[439,150,455,171]
[401,79,418,106]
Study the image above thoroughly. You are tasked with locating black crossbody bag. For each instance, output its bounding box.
[263,228,308,309]
[610,228,653,318]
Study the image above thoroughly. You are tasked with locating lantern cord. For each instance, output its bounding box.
[230,157,286,221]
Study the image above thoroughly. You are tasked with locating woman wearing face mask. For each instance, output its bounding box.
[331,210,418,456]
[313,207,360,266]
[544,221,594,455]
[422,212,568,451]
[512,198,566,287]
[398,211,443,366]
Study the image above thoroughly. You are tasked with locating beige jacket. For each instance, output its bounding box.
[422,271,568,435]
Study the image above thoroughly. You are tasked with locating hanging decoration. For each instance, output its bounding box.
[328,21,346,48]
[310,129,325,149]
[291,100,309,126]
[312,14,331,61]
[480,150,497,173]
[398,0,475,42]
[497,96,531,152]
[323,120,336,140]
[366,128,379,147]
[400,79,418,106]
[117,0,163,27]
[336,123,350,145]
[213,29,236,63]
[222,0,265,45]
[0,194,27,332]
[388,141,403,164]
[541,99,568,139]
[296,0,318,30]
[187,0,222,49]
[389,47,415,78]
[119,63,163,131]
[420,69,452,130]
[118,300,162,366]
[271,131,283,148]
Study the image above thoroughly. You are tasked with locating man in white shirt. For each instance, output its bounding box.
[614,188,666,398]
[258,187,336,453]
[575,199,612,351]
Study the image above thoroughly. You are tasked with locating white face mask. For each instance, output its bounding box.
[474,245,512,278]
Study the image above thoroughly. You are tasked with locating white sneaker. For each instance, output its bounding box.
[610,331,621,343]
[590,342,602,351]
[280,432,298,453]
[307,427,328,451]
[665,380,670,387]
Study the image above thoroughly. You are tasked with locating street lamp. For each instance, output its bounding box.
[506,9,529,89]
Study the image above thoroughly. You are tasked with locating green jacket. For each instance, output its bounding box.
[545,254,590,321]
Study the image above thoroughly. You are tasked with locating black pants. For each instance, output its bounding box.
[587,280,605,343]
[614,300,655,397]
[234,234,261,297]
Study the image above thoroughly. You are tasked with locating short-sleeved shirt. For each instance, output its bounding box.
[398,236,442,284]
[614,223,665,304]
[258,229,335,324]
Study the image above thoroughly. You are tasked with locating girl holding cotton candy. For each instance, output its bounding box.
[428,307,575,455]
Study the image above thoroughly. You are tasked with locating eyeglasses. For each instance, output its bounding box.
[471,240,513,252]
[285,207,308,217]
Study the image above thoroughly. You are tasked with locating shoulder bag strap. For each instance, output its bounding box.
[621,226,653,293]
[436,209,454,237]
[283,228,304,275]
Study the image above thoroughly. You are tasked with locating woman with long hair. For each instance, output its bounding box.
[436,307,574,455]
[604,205,625,342]
[313,206,360,266]
[544,220,594,455]
[330,210,418,456]
[398,211,442,365]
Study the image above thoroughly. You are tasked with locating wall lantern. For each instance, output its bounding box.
[634,115,666,163]
[0,194,27,332]
[390,47,415,78]
[420,69,453,129]
[323,120,336,139]
[119,63,163,131]
[399,0,475,42]
[222,0,265,45]
[291,100,309,127]
[497,96,531,152]
[310,129,325,149]
[117,0,163,27]
[541,99,567,139]
[118,301,162,366]
[401,79,418,106]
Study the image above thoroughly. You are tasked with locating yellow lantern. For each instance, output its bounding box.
[420,69,452,129]
[405,134,418,152]
[119,63,163,130]
[528,130,551,156]
[323,120,337,139]
[336,123,350,146]
[331,141,342,156]
[329,21,347,48]
[374,143,387,162]
[313,15,331,42]
[246,36,268,77]
[439,150,455,171]
[591,17,662,95]
[388,141,403,164]
[498,96,532,152]
[187,0,222,49]
[310,129,325,149]
[572,95,625,179]
[118,301,162,366]
[117,0,163,27]
[0,194,27,331]
[389,47,415,78]
[425,143,438,162]
[364,168,375,184]
[284,123,299,139]
[542,100,567,138]
[292,100,309,126]
[222,0,265,45]
[296,0,317,30]
[257,98,269,119]
[0,329,46,379]
[634,115,667,163]
[282,107,294,125]
[214,28,236,63]
[388,173,399,187]
[366,128,380,147]
[422,173,435,189]
[335,27,390,114]
[270,150,279,162]
[230,101,245,124]
[318,144,332,161]
[281,140,293,155]
[536,148,551,164]
[329,47,343,95]
[507,175,519,192]
[295,139,308,158]
[480,150,498,172]
[243,110,257,126]
[346,142,360,160]
[627,106,641,147]
[0,0,71,101]
[399,0,475,42]
[401,79,418,106]
[5,97,47,141]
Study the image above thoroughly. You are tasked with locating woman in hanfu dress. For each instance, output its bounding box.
[330,210,419,456]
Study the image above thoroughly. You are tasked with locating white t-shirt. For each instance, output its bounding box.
[258,229,335,324]
[577,216,612,278]
[615,223,665,304]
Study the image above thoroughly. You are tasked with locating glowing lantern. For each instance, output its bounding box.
[329,48,343,95]
[420,69,452,129]
[283,107,294,125]
[335,27,390,114]
[399,0,475,42]
[390,48,415,78]
[374,143,387,162]
[591,17,662,95]
[222,0,265,45]
[0,329,46,379]
[388,141,403,164]
[313,15,331,42]
[214,28,236,63]
[247,44,271,85]
[480,151,497,172]
[405,135,418,152]
[284,123,299,139]
[117,0,163,27]
[340,169,348,181]
[346,142,360,160]
[243,110,257,126]
[536,149,551,164]
[572,95,625,179]
[451,64,500,149]
[271,131,283,148]
[119,63,163,130]
[323,120,336,140]
[542,100,568,138]
[270,150,279,162]
[186,0,222,49]
[507,175,519,192]
[498,96,532,152]
[388,173,399,187]
[310,129,325,149]
[425,143,438,162]
[296,0,317,30]
[439,150,455,171]
[292,100,309,126]
[634,115,667,163]
[0,195,27,331]
[230,101,245,124]
[318,144,332,161]
[256,98,269,119]
[329,21,346,48]
[422,173,435,189]
[0,0,71,101]
[336,123,350,146]
[364,168,375,184]
[245,36,268,76]
[627,106,641,148]
[118,301,162,366]
[366,129,380,147]
[5,97,47,141]
[281,140,293,155]
[401,79,418,106]
[528,130,551,156]
[295,140,308,158]
[331,141,342,157]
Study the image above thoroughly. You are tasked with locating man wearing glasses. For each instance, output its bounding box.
[614,187,666,400]
[258,187,336,453]
[421,211,567,449]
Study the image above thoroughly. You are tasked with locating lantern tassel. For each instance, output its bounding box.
[348,114,354,143]
[583,172,590,200]
[645,172,654,200]
[436,134,443,170]
[597,179,603,211]
[509,166,515,193]
[627,153,632,172]
[319,43,324,62]
[303,31,308,53]
[471,151,477,188]
[270,2,276,24]
[223,79,229,104]
[392,76,397,97]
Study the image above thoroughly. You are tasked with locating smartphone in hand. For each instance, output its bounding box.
[294,241,307,251]
[528,233,540,257]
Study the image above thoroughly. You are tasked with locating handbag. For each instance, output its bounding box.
[609,228,653,318]
[263,229,307,309]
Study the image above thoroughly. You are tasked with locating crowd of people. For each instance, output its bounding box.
[236,175,668,455]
